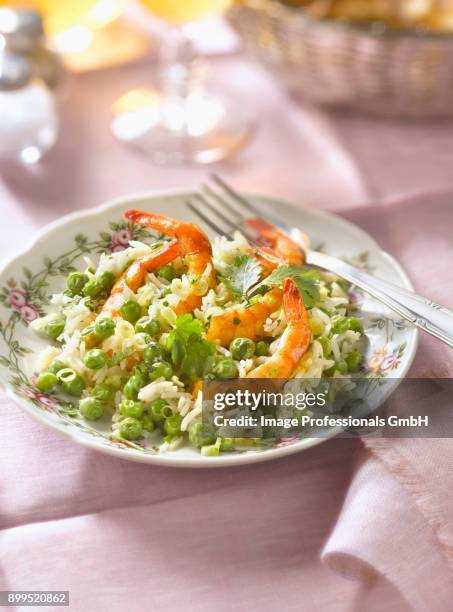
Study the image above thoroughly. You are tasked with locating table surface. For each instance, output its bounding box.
[2,47,453,612]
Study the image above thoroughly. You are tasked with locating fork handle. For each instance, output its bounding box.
[307,251,453,349]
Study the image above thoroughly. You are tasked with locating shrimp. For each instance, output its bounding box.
[245,218,305,265]
[246,279,311,378]
[207,288,282,346]
[124,210,216,314]
[102,240,180,316]
[207,218,304,347]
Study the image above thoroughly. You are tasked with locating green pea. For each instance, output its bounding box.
[95,317,116,340]
[255,341,269,357]
[309,317,324,336]
[98,271,115,291]
[79,397,104,421]
[346,351,362,372]
[84,349,107,370]
[141,414,155,433]
[36,372,58,393]
[123,375,145,400]
[62,375,85,397]
[164,414,182,436]
[92,383,113,402]
[46,318,65,339]
[331,316,349,335]
[214,359,239,379]
[120,399,143,418]
[156,265,176,282]
[348,317,364,334]
[119,417,142,440]
[188,422,216,448]
[149,398,172,422]
[82,279,103,298]
[120,299,142,323]
[148,361,173,381]
[219,437,235,452]
[143,342,164,366]
[104,375,122,390]
[67,272,89,295]
[48,360,67,375]
[135,316,160,336]
[336,360,348,375]
[133,363,149,381]
[230,338,255,361]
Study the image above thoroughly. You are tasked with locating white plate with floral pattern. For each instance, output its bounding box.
[0,191,418,467]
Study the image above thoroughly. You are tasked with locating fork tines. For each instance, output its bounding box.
[187,175,267,247]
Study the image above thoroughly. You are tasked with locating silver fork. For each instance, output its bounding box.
[186,175,453,350]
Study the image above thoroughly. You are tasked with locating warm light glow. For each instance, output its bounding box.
[0,0,125,35]
[140,0,232,25]
[112,88,160,116]
[54,25,93,54]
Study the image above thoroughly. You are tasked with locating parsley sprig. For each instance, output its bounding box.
[166,314,216,380]
[252,265,321,308]
[221,255,322,308]
[220,255,262,300]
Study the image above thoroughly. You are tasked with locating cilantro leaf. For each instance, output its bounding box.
[167,314,204,345]
[181,338,216,379]
[252,265,321,308]
[221,255,262,300]
[166,314,215,379]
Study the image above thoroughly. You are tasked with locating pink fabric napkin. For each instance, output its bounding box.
[322,189,453,611]
[1,192,451,612]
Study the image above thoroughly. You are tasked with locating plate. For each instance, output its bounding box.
[0,191,418,467]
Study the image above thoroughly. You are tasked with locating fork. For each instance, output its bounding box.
[186,175,453,350]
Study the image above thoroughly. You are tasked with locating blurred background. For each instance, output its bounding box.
[2,0,453,251]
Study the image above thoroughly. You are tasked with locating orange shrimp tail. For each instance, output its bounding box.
[250,246,281,271]
[125,209,212,261]
[139,239,180,274]
[283,278,311,363]
[124,209,182,237]
[283,278,306,322]
[245,218,304,265]
[246,218,280,244]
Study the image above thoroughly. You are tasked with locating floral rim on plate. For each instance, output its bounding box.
[0,210,412,460]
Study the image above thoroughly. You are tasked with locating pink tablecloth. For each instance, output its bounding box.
[2,47,453,612]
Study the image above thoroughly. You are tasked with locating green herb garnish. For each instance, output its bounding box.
[252,265,321,308]
[221,255,262,300]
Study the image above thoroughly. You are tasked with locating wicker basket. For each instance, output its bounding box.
[228,0,453,118]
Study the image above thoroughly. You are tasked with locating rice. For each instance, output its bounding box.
[35,346,61,373]
[212,231,250,269]
[96,241,151,277]
[181,391,202,432]
[139,379,192,404]
[29,226,366,454]
[238,359,254,377]
[62,298,95,337]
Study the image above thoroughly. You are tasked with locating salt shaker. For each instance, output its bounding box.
[0,7,65,92]
[0,52,59,164]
